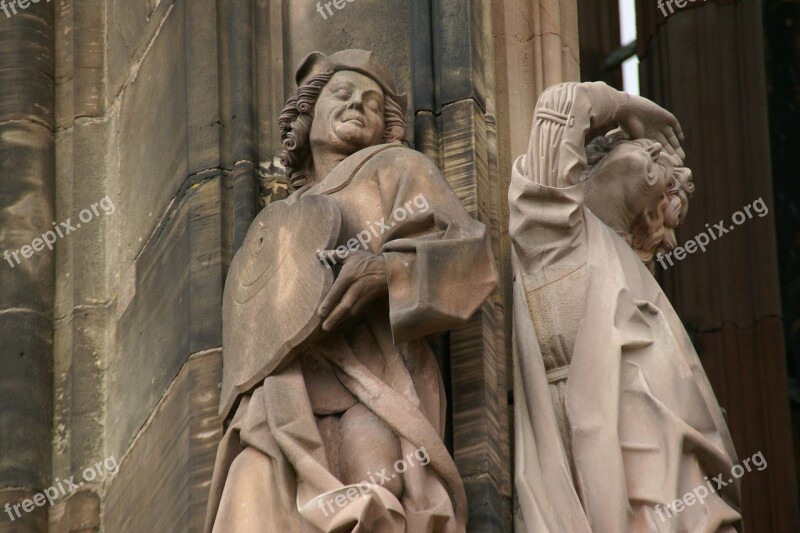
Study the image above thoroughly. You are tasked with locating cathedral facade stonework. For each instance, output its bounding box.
[0,1,797,532]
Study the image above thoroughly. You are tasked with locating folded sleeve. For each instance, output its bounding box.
[369,147,498,344]
[525,81,623,189]
[509,82,622,276]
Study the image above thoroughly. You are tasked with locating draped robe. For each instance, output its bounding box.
[204,143,497,533]
[509,83,742,532]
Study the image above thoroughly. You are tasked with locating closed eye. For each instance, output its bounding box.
[332,87,352,99]
[364,97,382,112]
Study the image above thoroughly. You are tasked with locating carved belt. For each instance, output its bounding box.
[546,365,570,384]
[534,108,575,127]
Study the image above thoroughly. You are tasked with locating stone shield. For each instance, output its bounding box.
[219,194,341,417]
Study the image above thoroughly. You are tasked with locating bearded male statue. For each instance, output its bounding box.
[204,50,497,533]
[509,82,742,532]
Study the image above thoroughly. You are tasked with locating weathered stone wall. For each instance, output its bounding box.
[0,0,789,531]
[0,1,581,531]
[51,0,225,530]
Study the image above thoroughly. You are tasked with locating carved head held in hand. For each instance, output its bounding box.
[279,50,408,190]
[582,129,694,270]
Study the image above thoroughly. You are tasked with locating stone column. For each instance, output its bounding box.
[218,0,261,269]
[491,0,579,529]
[577,0,623,88]
[0,1,56,531]
[493,0,580,161]
[409,1,524,528]
[636,0,800,530]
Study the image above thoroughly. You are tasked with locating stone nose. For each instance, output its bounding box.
[647,142,663,161]
[346,94,365,111]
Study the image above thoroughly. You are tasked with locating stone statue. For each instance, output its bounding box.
[509,82,742,532]
[204,49,497,533]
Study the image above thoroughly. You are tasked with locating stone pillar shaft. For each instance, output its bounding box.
[0,2,56,531]
[637,0,800,530]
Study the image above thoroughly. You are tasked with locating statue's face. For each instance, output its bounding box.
[593,138,674,217]
[310,70,386,154]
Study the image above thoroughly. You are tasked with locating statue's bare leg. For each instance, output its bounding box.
[315,414,342,479]
[338,403,403,498]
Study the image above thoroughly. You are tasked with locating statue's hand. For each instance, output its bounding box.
[616,94,686,162]
[317,251,388,332]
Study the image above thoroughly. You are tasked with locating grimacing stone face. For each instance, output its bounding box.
[309,70,386,155]
[591,138,674,219]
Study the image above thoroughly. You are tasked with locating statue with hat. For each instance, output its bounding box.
[204,49,497,533]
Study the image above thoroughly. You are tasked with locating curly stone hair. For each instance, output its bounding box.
[278,70,408,191]
[583,131,695,272]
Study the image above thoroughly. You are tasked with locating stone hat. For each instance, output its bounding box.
[295,49,408,114]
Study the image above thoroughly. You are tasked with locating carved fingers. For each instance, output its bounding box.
[618,94,686,162]
[317,251,388,332]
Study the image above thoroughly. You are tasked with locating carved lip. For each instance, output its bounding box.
[340,113,365,127]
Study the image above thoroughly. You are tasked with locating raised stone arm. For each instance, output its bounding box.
[525,82,685,189]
